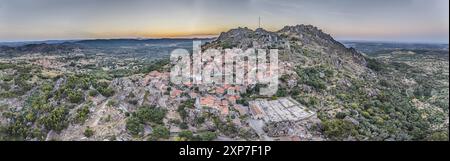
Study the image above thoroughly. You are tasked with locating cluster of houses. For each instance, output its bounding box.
[141,70,251,118]
[142,71,170,90]
[189,83,249,117]
[193,85,248,116]
[33,58,64,69]
[139,60,315,131]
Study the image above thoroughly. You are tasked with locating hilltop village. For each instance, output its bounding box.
[0,25,448,141]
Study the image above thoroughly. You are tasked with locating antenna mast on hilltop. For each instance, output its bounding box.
[258,16,261,28]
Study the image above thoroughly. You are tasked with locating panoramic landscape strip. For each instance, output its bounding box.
[0,0,448,142]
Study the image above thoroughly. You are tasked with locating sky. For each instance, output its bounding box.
[0,0,448,43]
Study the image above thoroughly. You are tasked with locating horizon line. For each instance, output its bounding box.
[1,38,448,45]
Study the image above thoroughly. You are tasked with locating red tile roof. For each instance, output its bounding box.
[171,89,183,98]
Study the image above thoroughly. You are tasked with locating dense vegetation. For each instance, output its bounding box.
[297,57,449,141]
[125,105,167,137]
[0,64,118,140]
[296,65,333,90]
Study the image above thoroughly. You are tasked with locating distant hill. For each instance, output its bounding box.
[0,38,214,47]
[0,40,78,47]
[0,38,214,57]
[0,43,80,57]
[341,41,449,54]
[73,38,213,48]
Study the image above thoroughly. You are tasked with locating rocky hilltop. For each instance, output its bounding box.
[205,25,368,75]
[201,25,448,141]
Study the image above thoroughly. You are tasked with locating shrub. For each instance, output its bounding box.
[195,116,205,125]
[84,126,94,137]
[139,59,169,73]
[127,99,138,105]
[152,125,169,139]
[126,117,143,136]
[296,66,330,90]
[178,130,194,140]
[0,63,15,70]
[74,105,90,124]
[88,90,98,97]
[94,81,115,97]
[198,131,217,141]
[106,100,118,107]
[276,87,287,97]
[366,58,386,72]
[322,119,357,140]
[98,87,115,97]
[39,107,69,132]
[427,131,449,141]
[68,90,84,103]
[134,106,167,124]
[221,41,233,49]
[335,112,347,119]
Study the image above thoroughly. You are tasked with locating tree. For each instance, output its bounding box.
[179,122,188,129]
[276,87,287,97]
[178,130,194,141]
[134,106,167,124]
[194,116,205,125]
[152,125,169,139]
[177,106,187,120]
[95,81,115,97]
